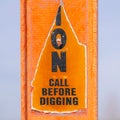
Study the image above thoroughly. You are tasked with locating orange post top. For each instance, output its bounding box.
[21,0,97,120]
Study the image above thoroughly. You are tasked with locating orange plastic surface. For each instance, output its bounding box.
[32,6,87,112]
[21,0,97,120]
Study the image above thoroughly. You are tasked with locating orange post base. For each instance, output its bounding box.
[21,0,98,120]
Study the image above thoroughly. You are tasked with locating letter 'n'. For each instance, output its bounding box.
[52,52,66,72]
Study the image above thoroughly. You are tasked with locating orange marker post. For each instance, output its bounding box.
[21,0,98,120]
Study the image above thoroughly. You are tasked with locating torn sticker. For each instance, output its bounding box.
[31,4,87,113]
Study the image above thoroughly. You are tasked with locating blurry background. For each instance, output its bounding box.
[99,0,120,120]
[0,0,120,120]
